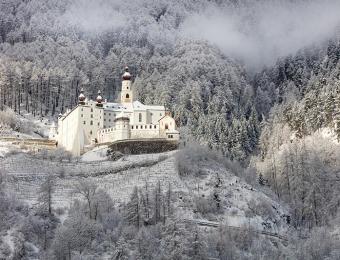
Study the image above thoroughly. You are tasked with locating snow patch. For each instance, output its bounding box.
[81,146,109,162]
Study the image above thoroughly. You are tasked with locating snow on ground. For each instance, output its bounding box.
[0,142,10,158]
[81,145,109,162]
[179,158,289,234]
[318,127,339,144]
[1,146,290,235]
[2,151,177,208]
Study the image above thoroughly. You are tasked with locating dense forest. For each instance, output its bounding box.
[1,0,340,259]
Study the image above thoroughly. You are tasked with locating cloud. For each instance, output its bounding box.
[180,0,340,70]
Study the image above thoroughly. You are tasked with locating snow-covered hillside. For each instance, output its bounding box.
[1,146,289,237]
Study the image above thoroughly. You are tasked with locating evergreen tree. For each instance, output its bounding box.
[124,186,141,229]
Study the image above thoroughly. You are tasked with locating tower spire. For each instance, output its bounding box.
[121,66,133,103]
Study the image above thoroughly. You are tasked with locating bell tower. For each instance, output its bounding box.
[121,66,133,104]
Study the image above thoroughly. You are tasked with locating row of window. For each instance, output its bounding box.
[104,112,117,116]
[132,125,157,130]
[83,121,100,126]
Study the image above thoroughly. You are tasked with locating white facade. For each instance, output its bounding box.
[54,67,179,156]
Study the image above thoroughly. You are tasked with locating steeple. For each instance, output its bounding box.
[121,66,133,104]
[78,88,86,105]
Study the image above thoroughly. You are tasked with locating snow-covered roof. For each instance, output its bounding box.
[103,101,165,112]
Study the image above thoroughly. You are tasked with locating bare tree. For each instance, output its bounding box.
[73,180,98,220]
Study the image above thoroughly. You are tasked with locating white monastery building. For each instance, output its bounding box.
[53,67,179,156]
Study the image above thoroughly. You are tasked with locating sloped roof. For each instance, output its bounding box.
[101,100,165,112]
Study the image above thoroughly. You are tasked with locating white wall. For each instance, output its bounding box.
[57,106,82,155]
[97,120,130,143]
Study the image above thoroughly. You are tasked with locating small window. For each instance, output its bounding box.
[154,125,157,129]
[165,124,169,130]
[98,122,100,126]
[160,113,162,116]
[90,131,92,135]
[132,126,134,129]
[104,119,106,121]
[81,108,83,111]
[90,121,93,125]
[91,114,93,118]
[83,121,86,125]
[81,114,83,117]
[141,125,143,129]
[91,108,93,112]
[139,113,142,122]
[136,126,138,129]
[104,113,106,115]
[109,113,111,116]
[109,119,111,122]
[150,125,152,129]
[126,94,130,98]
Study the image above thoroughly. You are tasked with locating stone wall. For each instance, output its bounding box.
[109,138,178,154]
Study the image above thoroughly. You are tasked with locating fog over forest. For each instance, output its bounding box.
[61,0,340,69]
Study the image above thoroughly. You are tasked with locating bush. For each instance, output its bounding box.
[106,149,124,161]
[0,108,18,130]
[246,199,275,220]
[0,108,35,134]
[35,148,73,162]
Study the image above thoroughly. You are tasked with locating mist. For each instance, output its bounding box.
[61,0,126,32]
[60,0,340,70]
[181,0,340,69]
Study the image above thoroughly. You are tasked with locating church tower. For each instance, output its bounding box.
[121,66,133,104]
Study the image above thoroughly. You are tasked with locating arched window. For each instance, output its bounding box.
[126,94,130,99]
[139,113,142,122]
[165,124,169,130]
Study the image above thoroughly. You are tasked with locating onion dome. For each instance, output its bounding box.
[78,88,85,102]
[96,90,103,103]
[122,66,132,80]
